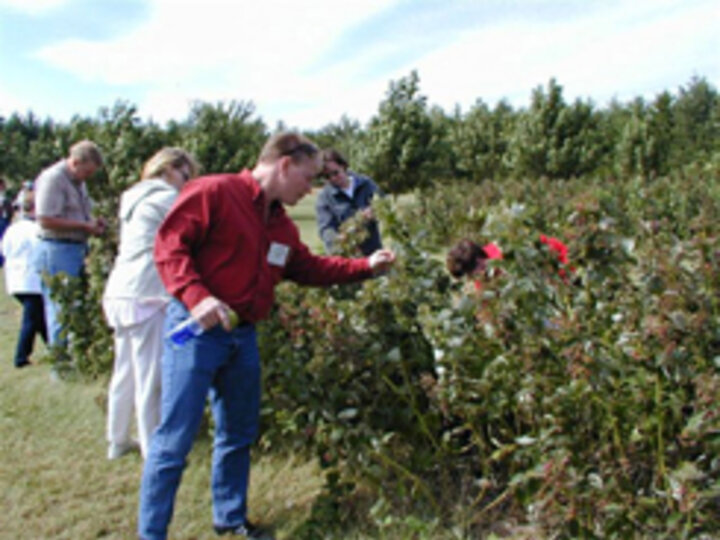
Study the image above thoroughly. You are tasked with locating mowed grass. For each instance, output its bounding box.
[0,191,328,540]
[291,187,324,253]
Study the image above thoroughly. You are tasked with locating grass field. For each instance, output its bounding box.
[290,187,324,253]
[0,191,333,540]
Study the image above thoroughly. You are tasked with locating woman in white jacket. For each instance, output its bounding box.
[103,148,199,460]
[1,188,47,368]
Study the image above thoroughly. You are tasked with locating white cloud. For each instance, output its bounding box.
[34,0,390,85]
[32,0,393,126]
[407,0,720,112]
[22,0,720,128]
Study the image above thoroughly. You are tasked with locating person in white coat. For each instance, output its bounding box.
[1,189,47,368]
[103,148,199,460]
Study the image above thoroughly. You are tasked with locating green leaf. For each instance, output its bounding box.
[338,408,359,421]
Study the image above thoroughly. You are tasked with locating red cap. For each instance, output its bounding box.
[482,242,503,260]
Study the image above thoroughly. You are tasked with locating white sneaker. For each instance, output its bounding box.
[107,440,140,460]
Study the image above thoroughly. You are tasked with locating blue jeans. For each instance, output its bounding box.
[0,217,9,267]
[37,239,87,346]
[138,300,260,540]
[13,293,47,367]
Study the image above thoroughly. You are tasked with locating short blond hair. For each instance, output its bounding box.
[69,140,103,167]
[257,132,318,164]
[141,147,200,181]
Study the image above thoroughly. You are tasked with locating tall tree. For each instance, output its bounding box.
[673,76,718,161]
[359,71,441,192]
[509,78,602,179]
[306,115,364,168]
[180,100,267,173]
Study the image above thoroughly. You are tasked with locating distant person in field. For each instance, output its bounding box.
[34,140,106,347]
[102,148,199,461]
[13,180,35,215]
[138,132,396,540]
[315,148,384,255]
[446,238,504,290]
[0,177,16,266]
[1,188,47,368]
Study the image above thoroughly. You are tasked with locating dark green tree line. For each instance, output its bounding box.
[2,72,717,194]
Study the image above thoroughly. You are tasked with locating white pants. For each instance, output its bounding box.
[106,309,164,458]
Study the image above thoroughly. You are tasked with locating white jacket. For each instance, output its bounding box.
[1,218,42,294]
[103,178,179,304]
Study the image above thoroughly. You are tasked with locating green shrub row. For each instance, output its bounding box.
[258,166,720,538]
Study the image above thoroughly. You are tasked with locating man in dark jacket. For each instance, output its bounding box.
[315,149,383,255]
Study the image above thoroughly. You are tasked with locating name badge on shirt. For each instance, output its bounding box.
[267,242,290,267]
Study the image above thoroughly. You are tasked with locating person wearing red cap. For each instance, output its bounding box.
[446,238,504,291]
[446,235,572,286]
[446,234,573,343]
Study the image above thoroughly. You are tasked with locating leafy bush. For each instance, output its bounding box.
[259,166,720,538]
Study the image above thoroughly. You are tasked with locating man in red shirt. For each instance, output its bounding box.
[138,133,395,540]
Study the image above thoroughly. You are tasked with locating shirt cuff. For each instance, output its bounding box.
[179,284,212,312]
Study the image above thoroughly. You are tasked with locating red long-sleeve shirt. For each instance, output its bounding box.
[539,234,574,279]
[154,170,373,323]
[539,235,569,264]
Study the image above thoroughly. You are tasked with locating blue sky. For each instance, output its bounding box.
[0,0,717,129]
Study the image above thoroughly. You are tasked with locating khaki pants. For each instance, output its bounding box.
[107,309,165,458]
